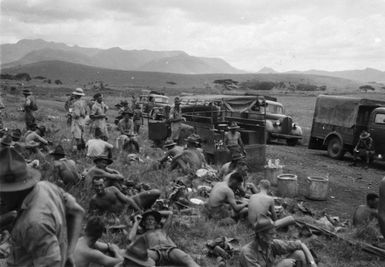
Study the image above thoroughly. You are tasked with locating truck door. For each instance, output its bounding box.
[369,110,385,156]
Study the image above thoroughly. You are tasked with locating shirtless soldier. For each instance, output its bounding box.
[207,172,248,220]
[248,179,277,227]
[89,178,141,214]
[74,216,123,267]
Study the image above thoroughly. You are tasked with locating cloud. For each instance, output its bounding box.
[1,0,385,71]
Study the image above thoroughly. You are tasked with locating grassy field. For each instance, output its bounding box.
[1,84,385,266]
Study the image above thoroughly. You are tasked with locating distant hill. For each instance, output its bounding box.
[287,68,385,83]
[138,54,244,74]
[0,60,367,93]
[258,67,277,73]
[0,39,243,74]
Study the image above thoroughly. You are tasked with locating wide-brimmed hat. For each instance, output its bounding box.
[1,135,13,147]
[140,210,162,228]
[163,139,176,148]
[123,236,154,266]
[93,156,113,165]
[72,88,85,96]
[22,89,32,95]
[254,215,275,233]
[360,131,370,139]
[228,122,240,129]
[49,145,65,157]
[11,129,21,140]
[0,148,41,192]
[93,93,102,99]
[185,134,201,144]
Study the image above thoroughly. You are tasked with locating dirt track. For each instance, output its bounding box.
[265,142,385,220]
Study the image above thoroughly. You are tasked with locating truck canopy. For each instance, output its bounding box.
[314,95,385,128]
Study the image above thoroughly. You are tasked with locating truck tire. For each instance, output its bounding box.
[327,137,345,159]
[286,139,298,146]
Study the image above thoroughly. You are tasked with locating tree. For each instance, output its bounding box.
[14,73,31,81]
[54,79,62,85]
[359,85,375,92]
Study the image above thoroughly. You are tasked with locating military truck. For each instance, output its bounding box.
[180,94,303,146]
[148,94,267,169]
[308,95,385,160]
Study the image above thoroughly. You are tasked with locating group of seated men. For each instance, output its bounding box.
[1,90,383,267]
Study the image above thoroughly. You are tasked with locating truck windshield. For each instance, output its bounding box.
[154,97,168,103]
[375,113,385,124]
[266,104,283,114]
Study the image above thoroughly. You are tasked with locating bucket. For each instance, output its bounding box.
[277,174,298,198]
[306,176,329,200]
[264,166,283,186]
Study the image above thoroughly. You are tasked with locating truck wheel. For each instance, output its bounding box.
[327,137,345,159]
[286,139,298,146]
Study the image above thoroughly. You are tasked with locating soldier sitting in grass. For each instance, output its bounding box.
[206,172,248,222]
[219,152,246,179]
[84,156,124,188]
[239,217,317,267]
[158,139,184,168]
[24,125,49,157]
[86,127,113,159]
[248,179,277,228]
[170,134,207,174]
[128,210,200,267]
[74,216,124,267]
[89,178,142,214]
[352,193,379,227]
[50,145,81,187]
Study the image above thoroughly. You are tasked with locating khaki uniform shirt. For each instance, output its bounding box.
[8,181,76,267]
[239,239,302,267]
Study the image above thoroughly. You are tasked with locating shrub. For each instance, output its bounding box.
[14,73,31,81]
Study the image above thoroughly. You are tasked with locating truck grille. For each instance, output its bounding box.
[281,117,292,133]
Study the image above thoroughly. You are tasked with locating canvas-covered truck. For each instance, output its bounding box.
[148,94,267,169]
[308,95,385,160]
[180,94,303,146]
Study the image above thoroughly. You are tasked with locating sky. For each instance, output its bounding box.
[1,0,385,72]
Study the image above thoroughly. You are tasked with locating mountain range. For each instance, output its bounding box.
[0,39,243,74]
[1,39,384,82]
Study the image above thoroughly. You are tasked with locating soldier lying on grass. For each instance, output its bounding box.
[89,178,161,215]
[128,209,200,267]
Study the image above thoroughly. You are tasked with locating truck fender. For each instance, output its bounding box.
[323,132,343,146]
[265,120,274,132]
[291,125,303,136]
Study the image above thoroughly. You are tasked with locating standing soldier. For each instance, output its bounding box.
[71,88,87,151]
[22,89,38,130]
[91,93,109,139]
[170,97,183,142]
[133,104,143,134]
[224,121,246,156]
[0,94,5,129]
[64,93,76,127]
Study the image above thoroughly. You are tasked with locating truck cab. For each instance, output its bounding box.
[308,95,385,160]
[369,107,385,158]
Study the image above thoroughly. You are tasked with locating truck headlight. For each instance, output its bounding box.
[292,123,297,129]
[273,121,280,127]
